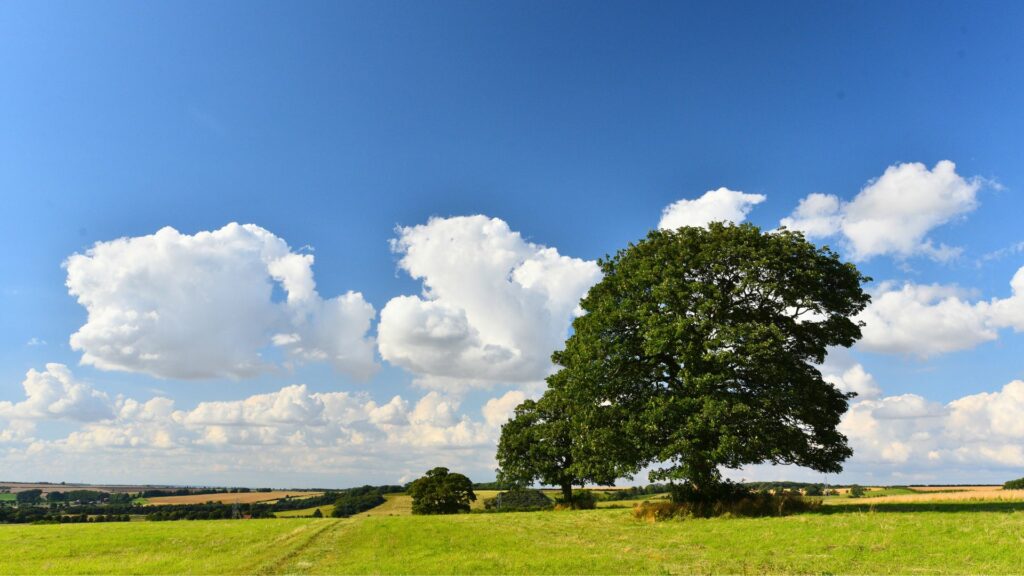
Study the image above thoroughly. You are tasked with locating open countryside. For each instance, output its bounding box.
[5,1,1024,574]
[3,486,1024,574]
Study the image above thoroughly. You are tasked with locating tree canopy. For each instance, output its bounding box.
[408,467,476,514]
[498,223,870,501]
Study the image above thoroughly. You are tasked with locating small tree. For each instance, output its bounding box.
[408,467,476,515]
[848,484,865,498]
[312,508,323,518]
[496,381,625,505]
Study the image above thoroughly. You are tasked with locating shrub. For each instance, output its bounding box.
[848,485,866,498]
[483,489,553,512]
[1003,478,1024,490]
[554,490,597,510]
[632,493,821,521]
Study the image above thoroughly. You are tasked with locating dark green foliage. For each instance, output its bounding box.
[601,484,670,501]
[483,489,553,512]
[408,467,476,515]
[312,508,324,518]
[803,485,824,496]
[848,485,866,498]
[15,490,42,504]
[531,223,869,503]
[331,491,385,518]
[559,490,596,510]
[633,493,821,520]
[496,386,620,505]
[1003,478,1024,490]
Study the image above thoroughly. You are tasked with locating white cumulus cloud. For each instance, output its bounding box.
[0,364,114,422]
[658,187,766,230]
[781,160,984,261]
[839,380,1024,470]
[65,223,377,380]
[378,216,601,390]
[857,266,1024,357]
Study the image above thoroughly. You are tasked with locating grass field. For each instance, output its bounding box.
[275,504,334,518]
[3,499,1024,574]
[144,491,321,506]
[0,494,15,502]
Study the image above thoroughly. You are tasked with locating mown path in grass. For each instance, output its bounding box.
[3,505,1024,574]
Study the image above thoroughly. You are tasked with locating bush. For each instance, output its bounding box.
[483,489,553,512]
[632,493,821,521]
[554,490,597,510]
[848,484,866,498]
[1004,478,1024,490]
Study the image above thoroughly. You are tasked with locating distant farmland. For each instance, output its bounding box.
[839,488,1024,505]
[145,491,321,506]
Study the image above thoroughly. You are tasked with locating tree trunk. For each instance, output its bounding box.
[560,483,573,505]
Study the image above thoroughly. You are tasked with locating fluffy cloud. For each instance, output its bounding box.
[378,216,601,389]
[0,363,523,483]
[819,349,881,400]
[839,380,1024,470]
[781,160,984,261]
[857,266,1024,357]
[658,187,766,230]
[65,223,377,380]
[0,364,114,422]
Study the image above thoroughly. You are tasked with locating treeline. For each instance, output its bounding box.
[139,487,270,498]
[0,507,131,524]
[330,486,392,517]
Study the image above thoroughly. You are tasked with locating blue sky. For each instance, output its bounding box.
[1,1,1023,487]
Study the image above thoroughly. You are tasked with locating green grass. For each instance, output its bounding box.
[3,502,1024,574]
[856,487,920,498]
[275,504,334,518]
[0,494,15,502]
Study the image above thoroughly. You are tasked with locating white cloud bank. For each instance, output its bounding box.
[0,364,528,485]
[781,160,985,261]
[857,266,1024,357]
[65,223,377,380]
[378,216,600,390]
[658,187,766,230]
[840,380,1024,470]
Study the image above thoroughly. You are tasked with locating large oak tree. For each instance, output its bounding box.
[498,223,870,501]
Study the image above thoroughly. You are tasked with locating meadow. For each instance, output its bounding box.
[2,495,1024,574]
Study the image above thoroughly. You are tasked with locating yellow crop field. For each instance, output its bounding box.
[835,488,1024,504]
[908,485,1000,492]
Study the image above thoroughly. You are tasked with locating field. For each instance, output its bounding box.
[909,485,1001,492]
[0,494,15,502]
[835,488,1024,505]
[3,494,1024,574]
[143,491,321,506]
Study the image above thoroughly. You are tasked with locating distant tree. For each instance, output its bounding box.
[548,223,870,502]
[1003,478,1024,490]
[408,468,476,515]
[848,485,865,498]
[15,490,42,505]
[312,508,324,518]
[804,484,824,497]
